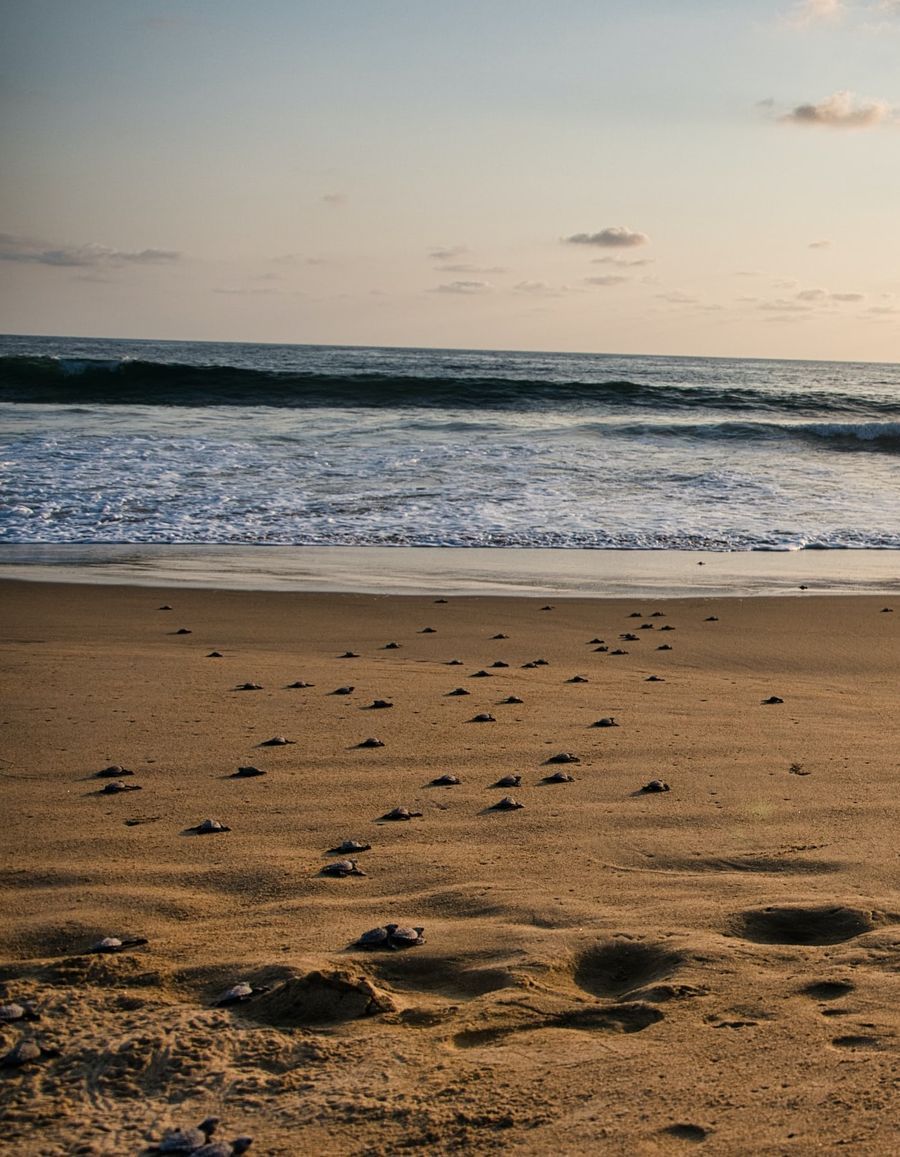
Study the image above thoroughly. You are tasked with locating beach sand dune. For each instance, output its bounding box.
[0,582,898,1154]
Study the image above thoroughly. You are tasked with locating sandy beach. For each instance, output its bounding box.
[1,578,898,1155]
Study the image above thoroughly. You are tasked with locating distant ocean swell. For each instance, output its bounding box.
[2,355,899,421]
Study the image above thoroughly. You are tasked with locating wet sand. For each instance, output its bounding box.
[0,580,898,1155]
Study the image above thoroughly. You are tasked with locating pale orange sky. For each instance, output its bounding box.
[2,0,899,360]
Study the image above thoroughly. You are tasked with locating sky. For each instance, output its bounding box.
[2,0,900,361]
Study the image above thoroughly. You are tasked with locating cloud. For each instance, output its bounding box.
[512,280,577,297]
[431,280,492,294]
[428,245,468,261]
[779,90,893,127]
[656,291,699,304]
[590,256,654,267]
[831,291,865,301]
[435,263,508,274]
[564,226,650,248]
[797,287,865,302]
[808,239,832,248]
[585,275,628,287]
[321,193,346,206]
[0,233,180,267]
[785,0,845,27]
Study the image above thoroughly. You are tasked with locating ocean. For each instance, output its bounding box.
[1,334,899,552]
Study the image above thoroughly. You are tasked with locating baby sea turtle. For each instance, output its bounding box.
[491,633,509,640]
[175,628,192,635]
[0,1001,40,1023]
[357,737,385,748]
[95,764,134,778]
[490,660,509,669]
[533,658,550,666]
[881,606,894,613]
[540,605,554,611]
[656,644,673,651]
[762,696,784,704]
[232,765,265,778]
[521,662,538,669]
[368,699,393,709]
[259,735,295,745]
[198,1137,253,1155]
[156,1117,220,1152]
[356,923,425,950]
[159,604,173,610]
[659,624,675,631]
[500,695,524,704]
[646,675,665,682]
[493,774,521,788]
[328,839,372,854]
[188,819,231,834]
[544,770,575,784]
[592,717,619,727]
[381,806,423,821]
[321,859,366,877]
[383,642,401,649]
[207,651,223,658]
[621,633,639,641]
[566,675,589,683]
[332,686,355,695]
[235,682,262,691]
[431,773,460,786]
[640,623,654,630]
[491,795,524,810]
[588,637,604,644]
[593,645,609,653]
[86,935,149,954]
[650,611,665,617]
[446,687,470,696]
[420,627,437,633]
[1,1039,60,1068]
[628,611,643,618]
[470,670,493,678]
[214,983,270,1008]
[546,752,580,764]
[340,651,360,658]
[287,680,314,688]
[471,713,496,723]
[100,780,142,794]
[704,616,719,622]
[610,649,629,656]
[435,597,448,603]
[640,780,670,793]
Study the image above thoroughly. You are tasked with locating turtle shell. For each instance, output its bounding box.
[492,796,524,810]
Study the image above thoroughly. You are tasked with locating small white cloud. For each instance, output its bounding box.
[428,245,468,261]
[797,288,828,300]
[656,291,699,304]
[785,0,845,28]
[590,256,654,267]
[431,280,492,294]
[564,226,650,248]
[435,263,508,274]
[831,291,865,301]
[779,90,893,128]
[585,275,628,287]
[808,239,831,248]
[0,233,180,267]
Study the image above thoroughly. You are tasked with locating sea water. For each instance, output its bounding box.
[1,335,898,551]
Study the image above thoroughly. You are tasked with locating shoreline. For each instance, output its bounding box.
[1,543,898,597]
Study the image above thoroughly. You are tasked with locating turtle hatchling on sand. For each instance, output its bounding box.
[646,675,665,682]
[431,773,460,786]
[235,682,262,691]
[85,935,149,954]
[471,713,496,723]
[0,1001,40,1023]
[233,766,266,778]
[368,699,393,709]
[214,983,270,1008]
[259,735,295,746]
[1,1039,60,1068]
[567,675,589,683]
[157,1117,220,1152]
[95,764,135,778]
[762,696,784,705]
[381,806,423,821]
[640,780,671,793]
[657,644,673,651]
[328,839,372,854]
[357,737,385,748]
[592,717,619,728]
[188,818,231,834]
[546,752,580,764]
[491,795,524,811]
[321,859,366,877]
[332,686,355,695]
[544,771,575,784]
[100,780,142,794]
[340,651,360,658]
[287,680,314,688]
[501,695,524,704]
[493,774,522,788]
[356,923,426,950]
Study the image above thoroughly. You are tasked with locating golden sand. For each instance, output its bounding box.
[0,580,898,1155]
